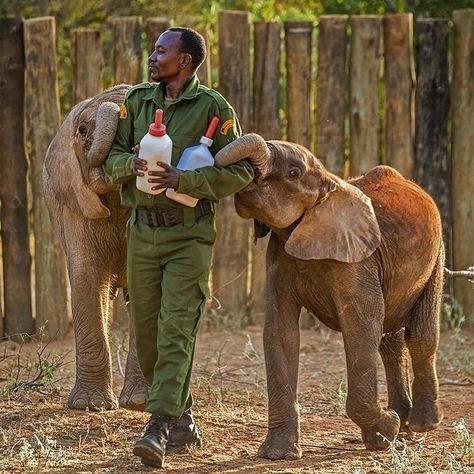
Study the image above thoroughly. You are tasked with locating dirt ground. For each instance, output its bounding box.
[0,323,473,473]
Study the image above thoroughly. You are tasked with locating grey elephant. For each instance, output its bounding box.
[44,85,148,410]
[214,134,444,458]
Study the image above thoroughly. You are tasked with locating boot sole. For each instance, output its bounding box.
[133,444,165,467]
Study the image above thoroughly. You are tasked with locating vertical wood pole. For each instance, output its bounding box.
[414,19,451,271]
[285,21,313,149]
[24,17,68,339]
[451,10,474,322]
[113,16,143,85]
[217,11,251,131]
[0,17,34,338]
[146,17,171,56]
[254,21,281,139]
[383,14,415,178]
[195,28,212,87]
[316,15,348,176]
[349,16,382,176]
[71,29,103,104]
[214,11,252,316]
[251,21,281,320]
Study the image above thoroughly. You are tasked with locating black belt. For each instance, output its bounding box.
[136,200,213,227]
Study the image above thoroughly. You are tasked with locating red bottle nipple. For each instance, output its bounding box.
[149,109,166,136]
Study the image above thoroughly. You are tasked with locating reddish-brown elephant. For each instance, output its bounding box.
[215,134,444,459]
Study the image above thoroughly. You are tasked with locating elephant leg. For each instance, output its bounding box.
[379,329,412,432]
[68,262,118,410]
[257,285,302,461]
[405,250,444,433]
[341,297,400,451]
[119,289,150,410]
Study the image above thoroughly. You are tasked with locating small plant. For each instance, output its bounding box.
[372,436,435,473]
[14,433,68,469]
[318,379,347,416]
[0,328,67,400]
[451,418,473,464]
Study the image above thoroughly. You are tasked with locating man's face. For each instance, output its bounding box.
[148,31,190,83]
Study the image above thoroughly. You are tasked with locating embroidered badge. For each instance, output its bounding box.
[220,119,235,135]
[119,103,128,119]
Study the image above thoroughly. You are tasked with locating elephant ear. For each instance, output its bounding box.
[284,180,381,263]
[44,108,110,219]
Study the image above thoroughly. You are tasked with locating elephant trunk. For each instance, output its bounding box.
[86,102,120,167]
[214,133,270,175]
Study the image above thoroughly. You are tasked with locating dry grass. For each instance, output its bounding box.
[0,325,473,473]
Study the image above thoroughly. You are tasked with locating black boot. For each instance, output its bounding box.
[133,414,171,467]
[167,409,202,452]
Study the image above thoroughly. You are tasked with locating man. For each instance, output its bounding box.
[104,27,253,467]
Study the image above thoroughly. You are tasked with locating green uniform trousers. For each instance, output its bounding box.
[127,208,214,417]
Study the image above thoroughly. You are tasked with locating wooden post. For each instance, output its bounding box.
[254,21,281,139]
[285,21,313,149]
[383,14,415,178]
[218,11,251,131]
[213,11,252,317]
[71,29,103,104]
[349,16,382,176]
[146,17,171,56]
[251,21,281,321]
[23,17,69,340]
[196,28,212,88]
[0,18,34,338]
[451,10,474,322]
[414,19,451,273]
[112,16,143,85]
[315,15,348,177]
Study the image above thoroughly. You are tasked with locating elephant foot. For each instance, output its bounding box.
[390,401,411,433]
[257,429,302,460]
[68,383,118,411]
[119,378,149,411]
[361,408,400,451]
[409,399,442,433]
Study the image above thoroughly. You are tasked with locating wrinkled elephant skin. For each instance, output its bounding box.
[43,86,148,411]
[215,135,444,457]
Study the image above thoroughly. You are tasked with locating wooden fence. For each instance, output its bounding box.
[0,10,473,339]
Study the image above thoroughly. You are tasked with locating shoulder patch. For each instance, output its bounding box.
[119,103,128,119]
[220,119,235,135]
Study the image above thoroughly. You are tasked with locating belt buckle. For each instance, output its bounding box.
[162,209,178,226]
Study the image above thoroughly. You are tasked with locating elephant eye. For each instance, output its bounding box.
[288,168,300,179]
[78,124,88,137]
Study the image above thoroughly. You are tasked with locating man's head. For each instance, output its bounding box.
[148,27,206,83]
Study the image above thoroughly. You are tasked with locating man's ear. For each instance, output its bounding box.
[180,53,192,69]
[253,219,271,244]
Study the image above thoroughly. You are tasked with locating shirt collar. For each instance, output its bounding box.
[142,75,201,106]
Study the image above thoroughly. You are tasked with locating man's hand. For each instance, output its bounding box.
[131,144,147,177]
[148,162,180,191]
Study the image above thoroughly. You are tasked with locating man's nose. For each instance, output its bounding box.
[149,51,157,62]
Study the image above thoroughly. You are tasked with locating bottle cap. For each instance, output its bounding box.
[149,109,166,137]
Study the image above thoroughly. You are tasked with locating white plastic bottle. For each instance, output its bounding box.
[166,116,219,207]
[136,109,172,195]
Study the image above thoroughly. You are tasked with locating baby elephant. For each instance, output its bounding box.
[215,134,443,459]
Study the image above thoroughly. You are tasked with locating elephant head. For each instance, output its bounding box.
[44,85,130,219]
[215,133,381,263]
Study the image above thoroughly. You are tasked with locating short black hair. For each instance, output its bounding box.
[167,27,206,71]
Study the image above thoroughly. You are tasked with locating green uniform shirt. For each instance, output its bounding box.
[104,75,254,209]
